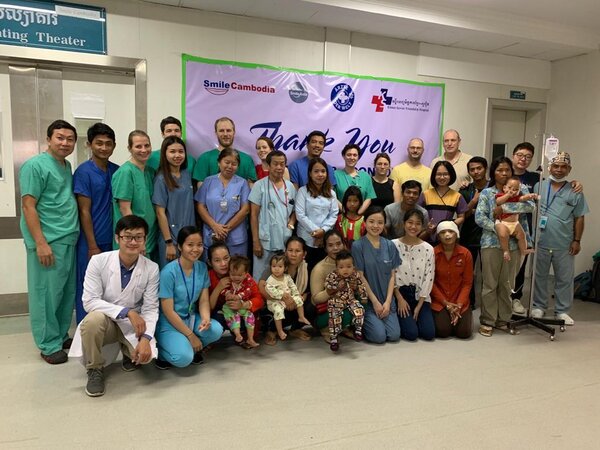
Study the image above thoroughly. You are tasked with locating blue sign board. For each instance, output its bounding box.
[0,0,106,54]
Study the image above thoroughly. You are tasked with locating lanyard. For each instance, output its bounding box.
[178,259,196,315]
[544,182,566,212]
[270,180,288,206]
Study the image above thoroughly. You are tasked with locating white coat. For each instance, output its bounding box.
[69,250,160,365]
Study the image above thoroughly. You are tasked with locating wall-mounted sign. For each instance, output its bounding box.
[510,90,526,100]
[0,0,106,54]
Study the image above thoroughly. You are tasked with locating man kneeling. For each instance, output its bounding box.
[69,215,159,397]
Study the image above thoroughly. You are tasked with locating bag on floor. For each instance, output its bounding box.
[574,270,592,300]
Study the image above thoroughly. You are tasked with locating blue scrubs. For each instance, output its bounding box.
[194,174,250,254]
[152,169,195,268]
[248,177,296,279]
[352,236,401,343]
[73,159,119,324]
[156,260,223,367]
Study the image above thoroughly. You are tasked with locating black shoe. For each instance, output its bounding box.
[154,358,172,370]
[85,368,105,397]
[62,338,73,350]
[192,352,204,365]
[41,350,67,365]
[121,356,138,372]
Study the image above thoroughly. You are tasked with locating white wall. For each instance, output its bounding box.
[1,0,556,294]
[75,0,550,156]
[547,51,600,274]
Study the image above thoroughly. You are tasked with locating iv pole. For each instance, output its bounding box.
[507,133,566,341]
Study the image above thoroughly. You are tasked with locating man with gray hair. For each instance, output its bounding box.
[531,152,589,326]
[430,129,473,190]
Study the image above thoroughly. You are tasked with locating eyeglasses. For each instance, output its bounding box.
[118,234,146,242]
[514,153,533,161]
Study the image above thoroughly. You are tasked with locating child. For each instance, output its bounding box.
[220,256,260,348]
[265,253,310,341]
[335,186,366,249]
[495,176,537,261]
[325,251,367,352]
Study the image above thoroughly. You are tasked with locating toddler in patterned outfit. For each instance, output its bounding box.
[325,251,366,352]
[265,253,310,341]
[221,256,259,348]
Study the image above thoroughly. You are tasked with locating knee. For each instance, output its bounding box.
[401,328,418,341]
[170,350,194,368]
[201,321,224,346]
[419,329,435,341]
[455,330,472,339]
[80,311,107,335]
[364,326,387,344]
[435,328,451,339]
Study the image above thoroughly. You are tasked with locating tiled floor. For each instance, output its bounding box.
[2,300,600,449]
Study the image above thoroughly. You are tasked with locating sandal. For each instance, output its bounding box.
[478,325,493,337]
[288,329,312,341]
[263,331,277,346]
[495,324,520,335]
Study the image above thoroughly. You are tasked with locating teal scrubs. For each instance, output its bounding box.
[111,161,158,255]
[334,169,377,203]
[192,148,257,183]
[19,152,79,355]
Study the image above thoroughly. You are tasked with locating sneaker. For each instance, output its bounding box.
[191,352,204,365]
[556,313,574,326]
[121,356,138,372]
[354,331,364,341]
[85,369,105,397]
[531,308,544,319]
[330,341,339,352]
[41,350,68,365]
[154,358,172,370]
[62,338,73,350]
[512,299,526,315]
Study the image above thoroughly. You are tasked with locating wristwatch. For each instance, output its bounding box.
[165,238,174,244]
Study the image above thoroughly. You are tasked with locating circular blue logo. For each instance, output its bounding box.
[288,82,308,103]
[331,83,355,112]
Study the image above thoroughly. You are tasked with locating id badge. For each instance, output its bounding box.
[220,198,228,212]
[539,215,548,229]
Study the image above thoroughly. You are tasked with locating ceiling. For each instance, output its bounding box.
[141,0,600,61]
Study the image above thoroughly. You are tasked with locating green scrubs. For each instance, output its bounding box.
[334,169,377,203]
[192,148,257,182]
[19,152,79,355]
[111,161,158,255]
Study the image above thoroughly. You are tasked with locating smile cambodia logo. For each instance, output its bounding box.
[288,82,308,103]
[330,83,355,112]
[371,88,393,112]
[204,79,276,95]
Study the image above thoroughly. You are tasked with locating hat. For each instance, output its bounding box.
[436,220,460,238]
[550,152,571,165]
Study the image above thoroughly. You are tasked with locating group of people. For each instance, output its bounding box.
[19,117,589,398]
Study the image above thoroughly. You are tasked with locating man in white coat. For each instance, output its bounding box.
[69,215,159,397]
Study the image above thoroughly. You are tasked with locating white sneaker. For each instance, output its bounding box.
[512,299,526,315]
[556,313,574,326]
[531,308,544,319]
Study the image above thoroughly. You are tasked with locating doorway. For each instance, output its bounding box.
[0,49,146,316]
[485,99,547,168]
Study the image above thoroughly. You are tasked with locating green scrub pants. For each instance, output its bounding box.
[27,243,76,355]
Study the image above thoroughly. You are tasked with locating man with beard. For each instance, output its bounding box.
[193,117,257,187]
[390,138,432,191]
